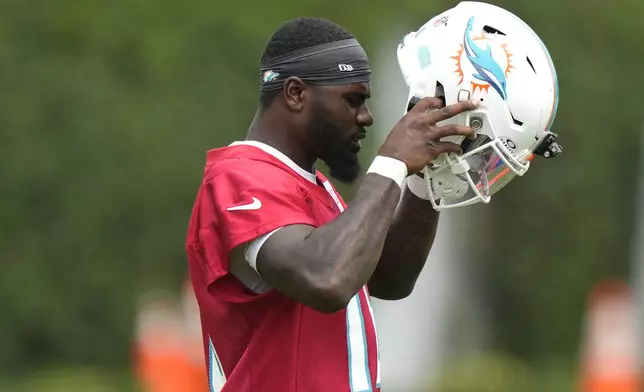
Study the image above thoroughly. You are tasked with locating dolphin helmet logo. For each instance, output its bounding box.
[462,17,508,100]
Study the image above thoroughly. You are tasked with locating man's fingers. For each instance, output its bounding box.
[409,96,445,113]
[432,124,476,140]
[428,141,462,155]
[427,99,480,123]
[423,97,445,110]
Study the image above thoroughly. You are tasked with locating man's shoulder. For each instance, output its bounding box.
[204,145,288,182]
[203,144,298,182]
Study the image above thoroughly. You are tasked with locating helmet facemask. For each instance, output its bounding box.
[417,104,533,210]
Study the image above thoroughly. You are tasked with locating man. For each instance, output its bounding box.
[185,17,478,392]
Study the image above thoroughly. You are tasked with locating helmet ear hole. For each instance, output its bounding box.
[406,96,421,112]
[435,81,445,103]
[406,81,446,112]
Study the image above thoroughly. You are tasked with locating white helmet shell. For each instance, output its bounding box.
[397,1,562,210]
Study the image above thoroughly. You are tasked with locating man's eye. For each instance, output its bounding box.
[346,96,364,107]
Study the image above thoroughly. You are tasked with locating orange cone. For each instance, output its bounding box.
[578,279,641,392]
[133,287,209,392]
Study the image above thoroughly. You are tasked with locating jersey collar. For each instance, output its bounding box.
[229,141,317,184]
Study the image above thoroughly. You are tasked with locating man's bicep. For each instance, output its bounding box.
[255,224,315,274]
[226,224,313,296]
[254,224,319,297]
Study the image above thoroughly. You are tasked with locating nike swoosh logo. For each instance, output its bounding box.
[226,197,262,211]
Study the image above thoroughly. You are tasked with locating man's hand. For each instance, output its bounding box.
[378,97,479,174]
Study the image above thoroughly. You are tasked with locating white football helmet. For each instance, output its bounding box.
[397,1,562,210]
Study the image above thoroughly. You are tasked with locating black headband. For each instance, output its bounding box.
[259,38,371,92]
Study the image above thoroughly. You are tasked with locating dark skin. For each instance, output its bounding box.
[371,187,441,300]
[240,76,478,313]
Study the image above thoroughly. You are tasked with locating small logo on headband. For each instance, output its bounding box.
[262,70,279,83]
[338,64,354,72]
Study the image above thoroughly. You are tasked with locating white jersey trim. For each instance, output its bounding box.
[244,227,282,272]
[229,141,317,184]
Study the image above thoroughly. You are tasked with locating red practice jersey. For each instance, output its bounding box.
[185,141,381,392]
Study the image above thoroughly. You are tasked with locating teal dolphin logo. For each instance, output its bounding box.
[463,17,508,100]
[262,70,279,83]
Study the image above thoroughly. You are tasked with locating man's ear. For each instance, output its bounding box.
[282,77,307,112]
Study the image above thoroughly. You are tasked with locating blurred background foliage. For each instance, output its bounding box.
[1,0,643,390]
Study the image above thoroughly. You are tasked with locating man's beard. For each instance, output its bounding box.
[309,105,362,184]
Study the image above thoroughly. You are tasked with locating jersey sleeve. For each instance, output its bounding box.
[244,227,282,272]
[208,162,317,253]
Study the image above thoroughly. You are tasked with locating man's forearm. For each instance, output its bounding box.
[368,187,440,300]
[302,174,402,300]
